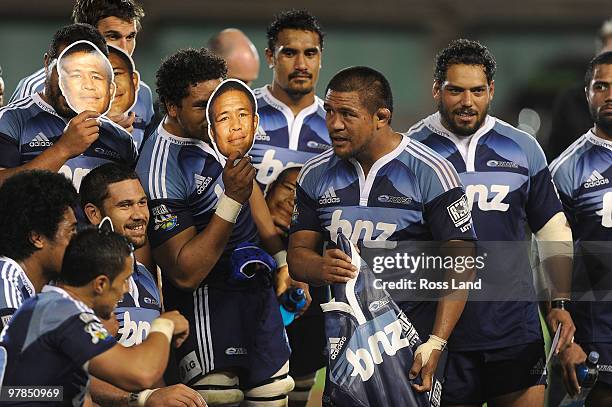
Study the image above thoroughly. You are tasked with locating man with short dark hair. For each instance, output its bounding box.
[0,228,197,407]
[289,65,476,397]
[0,170,78,330]
[409,39,574,407]
[0,23,137,190]
[10,0,154,149]
[208,29,260,86]
[551,51,612,407]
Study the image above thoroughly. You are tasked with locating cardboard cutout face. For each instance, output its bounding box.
[57,40,115,115]
[206,79,258,159]
[107,45,140,116]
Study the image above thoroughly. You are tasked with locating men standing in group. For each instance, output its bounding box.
[0,170,77,329]
[408,39,574,407]
[136,48,294,406]
[252,10,331,405]
[0,23,137,189]
[551,51,612,407]
[289,66,476,395]
[80,163,205,407]
[208,28,260,87]
[10,0,154,149]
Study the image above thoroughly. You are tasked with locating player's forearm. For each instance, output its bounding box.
[116,333,170,391]
[287,247,324,285]
[250,184,284,254]
[89,376,130,407]
[431,295,467,341]
[535,212,574,300]
[0,144,70,185]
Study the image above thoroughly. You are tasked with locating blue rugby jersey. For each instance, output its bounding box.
[0,94,137,191]
[0,285,116,406]
[135,123,258,284]
[251,86,331,188]
[9,67,154,149]
[551,130,612,344]
[409,112,562,350]
[0,257,35,330]
[114,262,161,346]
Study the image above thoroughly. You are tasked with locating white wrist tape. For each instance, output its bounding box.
[215,193,242,224]
[534,212,573,261]
[414,335,447,368]
[273,250,288,268]
[128,388,158,406]
[150,318,174,343]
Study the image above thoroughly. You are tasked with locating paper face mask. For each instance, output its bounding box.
[57,40,115,115]
[107,44,140,117]
[206,79,259,160]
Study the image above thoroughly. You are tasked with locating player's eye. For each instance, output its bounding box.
[239,112,249,118]
[593,83,607,91]
[106,34,119,41]
[281,49,295,57]
[305,50,319,57]
[127,33,136,40]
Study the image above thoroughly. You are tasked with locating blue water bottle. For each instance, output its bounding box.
[279,288,306,326]
[560,351,599,407]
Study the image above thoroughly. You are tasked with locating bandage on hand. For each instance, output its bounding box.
[414,335,447,368]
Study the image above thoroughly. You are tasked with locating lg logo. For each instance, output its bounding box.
[465,184,510,212]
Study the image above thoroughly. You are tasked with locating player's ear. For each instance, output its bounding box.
[265,48,274,69]
[489,80,495,101]
[432,81,442,100]
[166,102,179,119]
[29,231,45,250]
[253,112,260,131]
[83,203,103,225]
[374,108,392,129]
[92,274,110,295]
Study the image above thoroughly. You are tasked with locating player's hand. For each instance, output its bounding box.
[108,111,135,134]
[159,311,189,348]
[56,110,100,159]
[275,267,312,316]
[409,348,442,393]
[558,342,587,397]
[222,151,255,204]
[547,309,575,354]
[319,248,357,285]
[145,384,207,407]
[100,313,119,337]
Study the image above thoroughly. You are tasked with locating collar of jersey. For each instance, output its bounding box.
[157,120,217,156]
[31,93,65,121]
[42,284,96,314]
[424,111,495,142]
[586,129,612,152]
[0,256,35,297]
[260,85,322,118]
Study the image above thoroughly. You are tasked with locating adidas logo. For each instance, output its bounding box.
[29,133,53,147]
[329,336,346,360]
[584,170,610,189]
[319,186,340,205]
[255,129,270,141]
[530,357,546,375]
[194,174,212,195]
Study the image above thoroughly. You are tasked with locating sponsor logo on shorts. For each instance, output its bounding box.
[377,195,412,205]
[179,351,203,383]
[431,379,442,407]
[225,347,248,355]
[530,357,546,375]
[447,195,471,228]
[329,337,346,360]
[599,364,612,372]
[486,160,519,169]
[368,299,390,313]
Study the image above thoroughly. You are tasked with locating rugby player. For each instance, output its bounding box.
[208,29,260,87]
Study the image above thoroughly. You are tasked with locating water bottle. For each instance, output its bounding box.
[560,351,599,407]
[279,288,306,326]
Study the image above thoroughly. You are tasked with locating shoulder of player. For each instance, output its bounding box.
[0,259,24,307]
[297,148,336,185]
[401,137,461,191]
[550,132,592,178]
[0,95,38,124]
[490,116,543,149]
[37,289,98,330]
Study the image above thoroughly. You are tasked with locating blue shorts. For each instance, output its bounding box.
[581,342,612,386]
[442,342,547,405]
[170,281,291,389]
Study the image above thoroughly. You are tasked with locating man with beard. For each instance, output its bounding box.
[0,23,137,190]
[551,51,612,407]
[409,39,574,407]
[252,11,331,404]
[0,170,78,330]
[80,163,206,407]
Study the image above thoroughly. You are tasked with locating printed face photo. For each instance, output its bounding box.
[207,79,259,159]
[58,40,115,115]
[107,45,139,116]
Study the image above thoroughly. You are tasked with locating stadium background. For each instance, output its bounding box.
[0,1,610,405]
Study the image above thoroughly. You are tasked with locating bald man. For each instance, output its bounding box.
[208,28,260,86]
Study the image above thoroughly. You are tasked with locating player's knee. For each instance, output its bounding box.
[288,373,316,406]
[243,361,295,406]
[192,371,244,405]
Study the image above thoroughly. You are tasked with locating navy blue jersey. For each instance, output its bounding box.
[9,68,154,149]
[291,134,475,248]
[0,285,116,406]
[551,130,612,343]
[0,257,35,330]
[0,94,138,191]
[251,86,331,188]
[115,262,161,346]
[409,112,562,350]
[135,123,258,283]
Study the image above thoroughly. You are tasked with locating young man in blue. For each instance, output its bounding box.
[409,39,574,407]
[0,24,137,190]
[551,51,612,407]
[0,228,196,407]
[9,0,154,149]
[0,170,78,330]
[289,66,476,396]
[136,48,294,406]
[80,163,205,407]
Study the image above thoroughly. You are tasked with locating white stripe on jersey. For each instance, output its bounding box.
[149,136,170,199]
[406,120,426,135]
[405,141,461,191]
[297,149,334,185]
[550,135,590,177]
[10,69,45,103]
[0,99,36,123]
[1,262,16,308]
[161,138,170,199]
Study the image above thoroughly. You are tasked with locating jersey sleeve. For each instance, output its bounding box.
[0,109,23,168]
[54,312,116,367]
[138,83,155,125]
[525,137,563,232]
[551,158,577,227]
[0,276,23,330]
[290,168,323,234]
